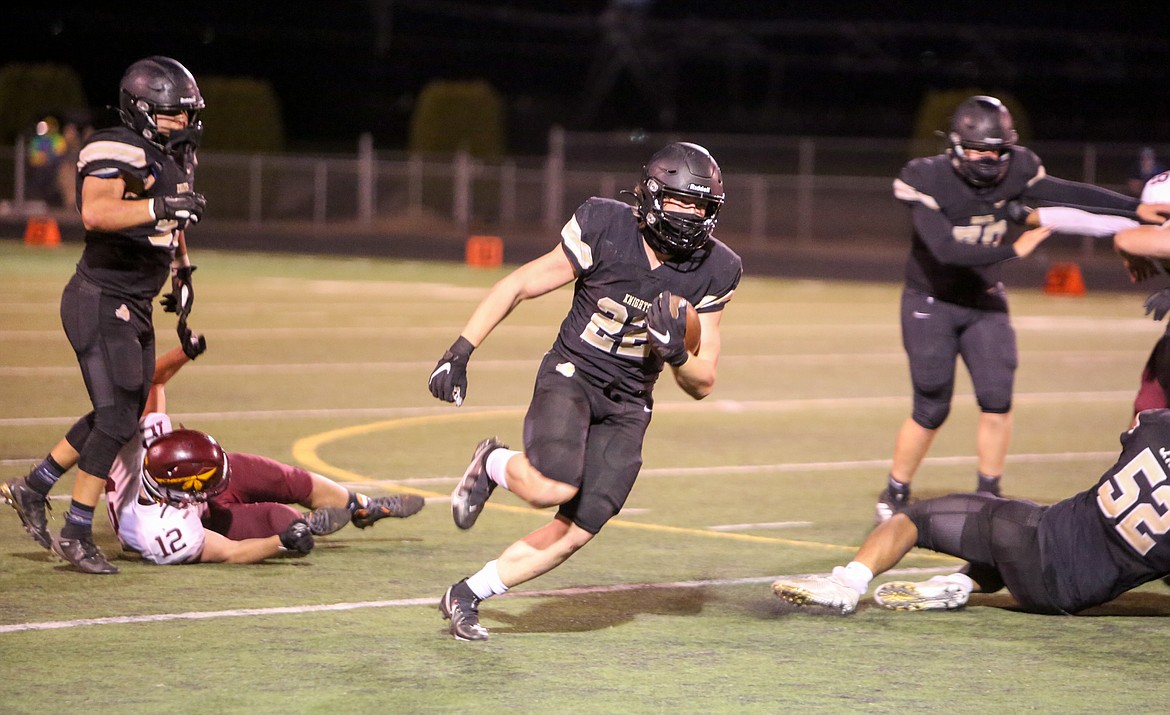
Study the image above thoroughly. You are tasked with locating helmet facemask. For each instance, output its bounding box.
[635,142,725,258]
[947,96,1018,188]
[117,56,205,150]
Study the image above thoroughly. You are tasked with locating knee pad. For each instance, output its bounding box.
[974,393,1012,414]
[93,401,139,444]
[911,394,950,430]
[64,411,97,453]
[973,371,1013,414]
[77,403,140,478]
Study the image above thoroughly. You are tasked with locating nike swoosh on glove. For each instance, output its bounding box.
[429,336,475,406]
[646,291,689,367]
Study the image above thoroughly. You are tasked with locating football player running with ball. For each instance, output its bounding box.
[876,95,1170,523]
[1,57,209,573]
[428,142,742,640]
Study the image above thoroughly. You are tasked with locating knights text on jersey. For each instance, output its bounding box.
[554,197,742,396]
[1039,408,1170,612]
[74,126,194,300]
[892,148,1044,306]
[105,412,205,564]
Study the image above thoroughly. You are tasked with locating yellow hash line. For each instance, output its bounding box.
[291,412,959,563]
[291,409,520,495]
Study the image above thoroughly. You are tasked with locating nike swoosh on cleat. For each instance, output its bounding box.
[647,326,671,343]
[912,311,931,319]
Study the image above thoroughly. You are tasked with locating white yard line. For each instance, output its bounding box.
[0,566,955,634]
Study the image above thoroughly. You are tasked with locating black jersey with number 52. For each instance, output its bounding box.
[552,197,742,399]
[1040,409,1170,613]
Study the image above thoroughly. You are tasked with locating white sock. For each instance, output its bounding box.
[486,448,519,491]
[465,560,509,600]
[833,562,874,595]
[930,573,976,593]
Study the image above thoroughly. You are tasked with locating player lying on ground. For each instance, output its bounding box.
[773,408,1170,615]
[3,342,425,565]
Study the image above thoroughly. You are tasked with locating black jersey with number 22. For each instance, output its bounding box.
[552,197,742,398]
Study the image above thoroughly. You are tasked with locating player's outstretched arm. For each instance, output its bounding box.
[1137,203,1170,225]
[1115,224,1170,259]
[461,247,576,346]
[1115,224,1170,282]
[1011,226,1052,259]
[197,521,314,564]
[429,247,576,406]
[197,530,282,564]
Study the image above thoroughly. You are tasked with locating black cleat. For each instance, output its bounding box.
[451,437,506,530]
[351,494,426,529]
[439,579,489,641]
[307,506,352,536]
[1,476,53,549]
[51,535,119,574]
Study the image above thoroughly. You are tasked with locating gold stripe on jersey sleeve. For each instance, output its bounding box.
[78,140,150,171]
[1025,164,1048,188]
[695,289,736,311]
[560,215,594,270]
[892,178,940,210]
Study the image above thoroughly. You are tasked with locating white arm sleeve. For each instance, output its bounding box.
[1035,206,1139,237]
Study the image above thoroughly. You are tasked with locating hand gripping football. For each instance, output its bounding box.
[670,294,701,355]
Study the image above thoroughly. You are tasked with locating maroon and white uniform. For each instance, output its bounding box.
[105,412,205,564]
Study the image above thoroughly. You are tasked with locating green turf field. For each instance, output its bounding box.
[0,238,1164,714]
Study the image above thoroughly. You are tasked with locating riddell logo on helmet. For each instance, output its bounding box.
[688,183,711,193]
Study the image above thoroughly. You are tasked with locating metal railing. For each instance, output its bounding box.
[1,128,1150,249]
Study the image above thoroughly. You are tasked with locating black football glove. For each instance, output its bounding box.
[153,192,206,228]
[177,317,206,360]
[278,518,314,554]
[428,336,474,406]
[1144,288,1170,321]
[646,291,689,367]
[161,265,196,318]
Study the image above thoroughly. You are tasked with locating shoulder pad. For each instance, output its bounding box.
[1142,171,1170,203]
[78,127,157,177]
[894,156,950,209]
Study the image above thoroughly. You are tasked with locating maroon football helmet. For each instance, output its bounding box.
[142,429,230,507]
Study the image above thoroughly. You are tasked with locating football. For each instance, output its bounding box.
[670,294,702,355]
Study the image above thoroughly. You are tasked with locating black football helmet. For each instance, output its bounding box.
[142,429,230,507]
[118,56,205,149]
[947,95,1018,187]
[634,142,725,257]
